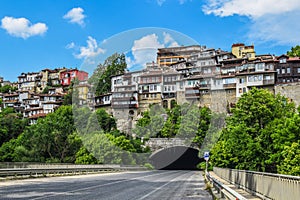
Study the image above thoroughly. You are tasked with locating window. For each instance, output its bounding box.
[180,82,184,89]
[203,68,212,74]
[282,68,285,74]
[265,75,271,80]
[277,69,281,74]
[239,78,245,84]
[287,68,291,73]
[298,68,300,73]
[256,63,264,71]
[280,58,287,63]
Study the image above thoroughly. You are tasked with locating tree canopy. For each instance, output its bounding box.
[210,88,300,175]
[287,45,300,57]
[89,53,127,96]
[0,85,17,93]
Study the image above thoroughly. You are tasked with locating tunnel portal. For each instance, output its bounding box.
[149,146,203,170]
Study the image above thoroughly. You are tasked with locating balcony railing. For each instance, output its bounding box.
[263,79,275,85]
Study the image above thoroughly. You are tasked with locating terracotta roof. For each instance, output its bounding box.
[232,43,245,47]
[288,57,300,61]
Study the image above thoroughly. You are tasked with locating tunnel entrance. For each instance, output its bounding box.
[149,146,203,170]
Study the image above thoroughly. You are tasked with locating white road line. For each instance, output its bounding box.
[137,171,191,200]
[31,171,176,200]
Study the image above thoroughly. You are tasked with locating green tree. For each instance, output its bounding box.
[85,108,117,134]
[75,147,98,164]
[82,131,122,164]
[277,142,300,176]
[211,88,296,172]
[287,45,300,57]
[160,104,181,137]
[1,106,82,163]
[133,105,166,139]
[94,109,116,132]
[0,85,17,93]
[89,53,127,96]
[0,108,28,147]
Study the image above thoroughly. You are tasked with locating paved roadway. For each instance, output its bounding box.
[0,170,212,200]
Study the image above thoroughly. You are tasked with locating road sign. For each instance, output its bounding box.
[204,151,209,161]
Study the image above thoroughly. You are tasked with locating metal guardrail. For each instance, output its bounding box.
[214,167,300,200]
[0,163,148,178]
[206,171,247,200]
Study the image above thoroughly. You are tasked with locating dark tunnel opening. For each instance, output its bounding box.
[149,146,203,170]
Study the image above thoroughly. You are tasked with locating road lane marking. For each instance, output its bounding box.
[137,171,191,200]
[31,170,177,200]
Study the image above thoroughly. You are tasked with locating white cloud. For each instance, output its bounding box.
[128,34,164,68]
[163,32,180,47]
[203,0,300,45]
[156,0,191,6]
[65,42,75,49]
[75,36,105,59]
[248,12,300,45]
[203,0,300,18]
[127,33,180,69]
[63,7,86,26]
[1,16,48,39]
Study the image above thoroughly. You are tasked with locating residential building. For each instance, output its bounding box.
[162,69,180,109]
[235,57,276,98]
[111,71,141,132]
[73,81,91,106]
[231,43,256,60]
[2,92,20,109]
[138,70,163,111]
[60,69,88,86]
[276,55,300,84]
[18,72,40,92]
[37,68,66,93]
[157,45,205,66]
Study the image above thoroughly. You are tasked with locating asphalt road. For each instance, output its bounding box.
[0,170,212,200]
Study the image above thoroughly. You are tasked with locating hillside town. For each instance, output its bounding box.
[1,43,300,132]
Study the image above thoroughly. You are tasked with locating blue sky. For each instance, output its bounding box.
[1,0,300,81]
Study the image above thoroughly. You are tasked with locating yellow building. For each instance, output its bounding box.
[74,81,90,105]
[231,43,256,60]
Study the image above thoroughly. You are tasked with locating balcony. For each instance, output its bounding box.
[223,83,236,89]
[162,93,176,99]
[263,79,275,85]
[197,84,210,89]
